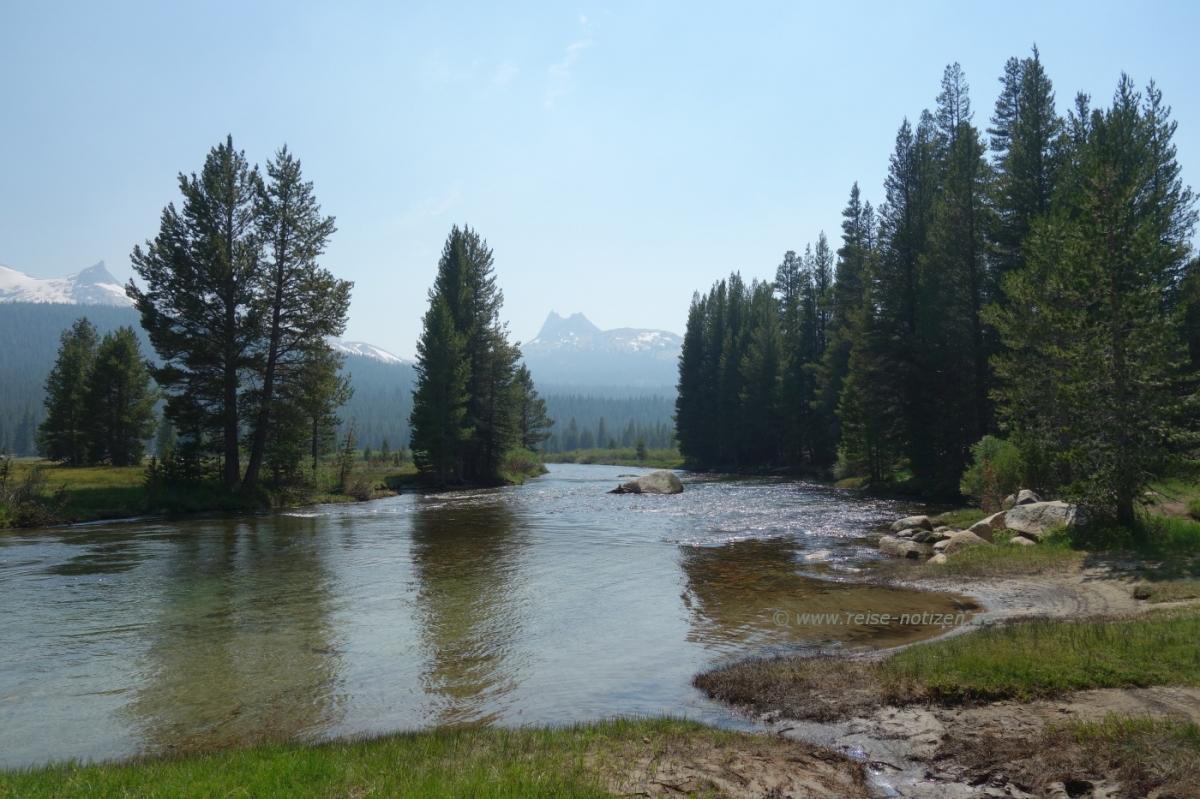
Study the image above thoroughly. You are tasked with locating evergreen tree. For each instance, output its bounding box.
[243,146,349,489]
[286,344,352,481]
[409,295,470,484]
[989,46,1063,279]
[129,136,263,486]
[987,76,1197,525]
[514,364,553,451]
[85,327,158,466]
[38,318,98,465]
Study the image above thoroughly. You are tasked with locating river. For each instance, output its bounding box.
[0,464,973,768]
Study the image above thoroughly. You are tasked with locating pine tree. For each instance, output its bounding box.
[514,364,553,450]
[989,46,1063,280]
[129,136,263,486]
[38,318,99,465]
[409,294,470,484]
[243,146,349,489]
[987,76,1197,525]
[85,327,158,466]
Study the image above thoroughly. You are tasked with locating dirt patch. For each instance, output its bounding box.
[592,733,870,798]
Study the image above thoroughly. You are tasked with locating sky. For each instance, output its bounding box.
[3,1,1198,359]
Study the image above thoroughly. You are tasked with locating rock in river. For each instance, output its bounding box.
[610,470,684,495]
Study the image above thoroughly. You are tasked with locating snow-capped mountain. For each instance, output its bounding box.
[522,312,681,389]
[329,340,408,365]
[0,262,132,306]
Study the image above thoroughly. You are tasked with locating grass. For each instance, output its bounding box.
[902,531,1084,579]
[0,718,864,798]
[544,446,683,469]
[695,605,1200,719]
[929,507,989,530]
[0,458,411,528]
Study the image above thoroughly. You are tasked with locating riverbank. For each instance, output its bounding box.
[544,446,683,469]
[696,548,1200,797]
[0,455,553,529]
[0,718,868,799]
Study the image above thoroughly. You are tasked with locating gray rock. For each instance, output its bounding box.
[878,535,933,559]
[1002,494,1017,510]
[912,530,934,543]
[1007,535,1037,546]
[926,531,951,543]
[1004,500,1077,540]
[967,511,1006,542]
[1016,489,1042,505]
[610,470,683,495]
[890,515,933,534]
[933,525,950,533]
[933,539,951,552]
[943,530,991,555]
[929,553,948,565]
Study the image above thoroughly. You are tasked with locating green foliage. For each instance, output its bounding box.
[36,318,99,465]
[635,436,647,461]
[85,327,158,466]
[410,226,533,485]
[130,136,351,489]
[987,77,1197,525]
[959,435,1025,509]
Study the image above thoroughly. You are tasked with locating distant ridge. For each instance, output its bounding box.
[522,311,681,390]
[329,340,408,365]
[0,262,132,306]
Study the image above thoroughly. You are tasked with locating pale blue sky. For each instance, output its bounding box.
[2,1,1197,358]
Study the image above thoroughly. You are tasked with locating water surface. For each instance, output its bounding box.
[0,464,972,767]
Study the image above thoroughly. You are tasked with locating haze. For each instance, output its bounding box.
[2,0,1197,358]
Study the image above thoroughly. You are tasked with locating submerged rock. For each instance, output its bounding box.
[610,470,684,495]
[1005,500,1077,540]
[878,535,933,559]
[890,515,933,534]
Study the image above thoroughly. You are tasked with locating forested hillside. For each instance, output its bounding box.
[541,393,675,453]
[675,51,1197,522]
[0,303,145,453]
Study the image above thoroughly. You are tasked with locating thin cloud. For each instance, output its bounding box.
[492,61,519,86]
[545,40,592,108]
[399,181,464,227]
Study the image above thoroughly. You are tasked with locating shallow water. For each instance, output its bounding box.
[0,464,972,767]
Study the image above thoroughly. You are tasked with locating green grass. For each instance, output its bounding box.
[905,532,1083,579]
[882,606,1200,703]
[0,718,850,798]
[1132,578,1200,603]
[930,507,989,529]
[544,447,683,469]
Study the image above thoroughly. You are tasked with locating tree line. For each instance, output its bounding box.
[676,49,1197,524]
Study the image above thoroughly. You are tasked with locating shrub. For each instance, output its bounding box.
[960,435,1025,511]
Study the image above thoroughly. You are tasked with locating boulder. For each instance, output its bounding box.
[1016,489,1042,505]
[967,511,1007,542]
[943,530,991,555]
[929,553,948,565]
[610,470,684,495]
[1004,501,1077,540]
[1007,535,1037,546]
[933,525,950,533]
[912,530,935,543]
[1002,494,1017,510]
[878,535,933,560]
[890,515,933,534]
[933,539,951,552]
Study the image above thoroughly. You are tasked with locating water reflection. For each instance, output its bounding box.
[681,537,977,653]
[410,493,528,725]
[127,515,345,752]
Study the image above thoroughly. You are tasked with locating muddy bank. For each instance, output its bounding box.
[699,564,1200,798]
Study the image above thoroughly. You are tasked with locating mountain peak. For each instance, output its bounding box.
[0,262,131,306]
[533,311,602,343]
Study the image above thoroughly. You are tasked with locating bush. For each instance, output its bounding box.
[960,435,1025,511]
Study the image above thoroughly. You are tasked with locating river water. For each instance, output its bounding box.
[0,464,973,768]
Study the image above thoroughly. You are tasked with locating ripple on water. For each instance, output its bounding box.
[0,463,969,767]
